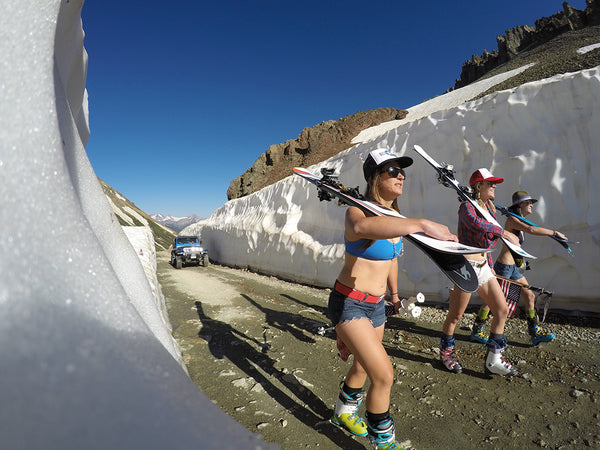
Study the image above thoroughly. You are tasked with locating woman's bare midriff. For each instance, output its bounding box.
[337,254,391,297]
[465,252,487,263]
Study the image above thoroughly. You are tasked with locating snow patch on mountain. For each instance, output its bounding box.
[151,213,202,233]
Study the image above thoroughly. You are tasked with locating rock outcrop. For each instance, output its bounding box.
[453,0,600,89]
[227,107,407,199]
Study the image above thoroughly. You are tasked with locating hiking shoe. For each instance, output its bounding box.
[470,318,489,344]
[440,345,462,374]
[331,386,367,436]
[529,324,555,346]
[367,417,403,450]
[485,337,517,376]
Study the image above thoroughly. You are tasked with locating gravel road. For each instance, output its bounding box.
[157,251,600,449]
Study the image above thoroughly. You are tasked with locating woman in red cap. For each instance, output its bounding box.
[439,168,521,376]
[470,190,566,346]
[329,147,457,449]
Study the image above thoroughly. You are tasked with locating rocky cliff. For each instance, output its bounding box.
[452,0,600,89]
[227,107,407,199]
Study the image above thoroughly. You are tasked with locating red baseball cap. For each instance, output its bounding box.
[469,168,504,187]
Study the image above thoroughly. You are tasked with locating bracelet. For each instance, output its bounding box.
[390,292,398,296]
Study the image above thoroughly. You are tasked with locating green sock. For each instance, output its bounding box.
[477,307,490,321]
[526,309,536,319]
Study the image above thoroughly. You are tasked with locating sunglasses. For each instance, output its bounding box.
[381,166,406,178]
[484,181,496,187]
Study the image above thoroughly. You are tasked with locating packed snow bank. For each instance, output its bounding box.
[188,65,600,313]
[0,2,272,448]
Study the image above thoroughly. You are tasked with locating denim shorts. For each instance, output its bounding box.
[494,261,524,281]
[327,289,386,329]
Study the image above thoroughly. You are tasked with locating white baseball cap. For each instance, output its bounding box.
[363,148,413,181]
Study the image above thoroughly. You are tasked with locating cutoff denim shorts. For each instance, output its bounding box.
[494,261,524,281]
[468,259,496,287]
[327,289,386,329]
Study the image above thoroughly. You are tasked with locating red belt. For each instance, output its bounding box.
[334,281,384,304]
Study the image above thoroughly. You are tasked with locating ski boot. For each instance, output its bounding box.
[367,415,403,450]
[440,336,462,373]
[528,318,555,346]
[484,336,517,376]
[470,317,489,344]
[330,384,367,437]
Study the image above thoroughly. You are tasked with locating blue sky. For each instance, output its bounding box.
[81,0,588,218]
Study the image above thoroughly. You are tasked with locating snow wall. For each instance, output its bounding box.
[0,1,272,448]
[190,66,600,314]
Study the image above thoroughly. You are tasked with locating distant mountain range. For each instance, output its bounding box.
[150,214,202,233]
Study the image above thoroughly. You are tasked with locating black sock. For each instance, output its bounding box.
[342,382,363,399]
[366,410,391,427]
[440,334,455,348]
[489,333,504,342]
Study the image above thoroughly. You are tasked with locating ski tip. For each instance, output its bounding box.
[293,167,313,176]
[413,144,424,152]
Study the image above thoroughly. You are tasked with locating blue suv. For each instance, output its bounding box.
[170,236,209,269]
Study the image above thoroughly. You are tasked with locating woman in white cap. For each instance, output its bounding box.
[470,190,566,346]
[439,168,520,376]
[329,147,457,450]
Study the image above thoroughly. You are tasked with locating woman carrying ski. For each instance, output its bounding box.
[329,148,457,450]
[470,190,566,346]
[439,168,521,376]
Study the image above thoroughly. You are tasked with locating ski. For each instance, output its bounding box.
[293,167,487,293]
[493,203,577,255]
[412,144,537,260]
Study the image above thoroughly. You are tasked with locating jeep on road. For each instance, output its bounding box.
[170,236,209,269]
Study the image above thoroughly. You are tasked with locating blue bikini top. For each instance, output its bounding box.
[345,238,403,261]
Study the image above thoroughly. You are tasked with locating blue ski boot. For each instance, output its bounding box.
[470,317,489,344]
[529,318,555,345]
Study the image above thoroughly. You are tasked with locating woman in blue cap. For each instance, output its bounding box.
[329,147,457,450]
[470,190,567,346]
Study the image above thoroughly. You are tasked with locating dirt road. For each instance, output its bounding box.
[157,251,600,449]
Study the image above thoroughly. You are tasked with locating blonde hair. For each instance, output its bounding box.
[365,171,400,213]
[472,181,496,213]
[360,170,400,252]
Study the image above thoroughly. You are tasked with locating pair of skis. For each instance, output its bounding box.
[413,144,575,256]
[293,167,485,293]
[293,145,571,294]
[413,145,536,260]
